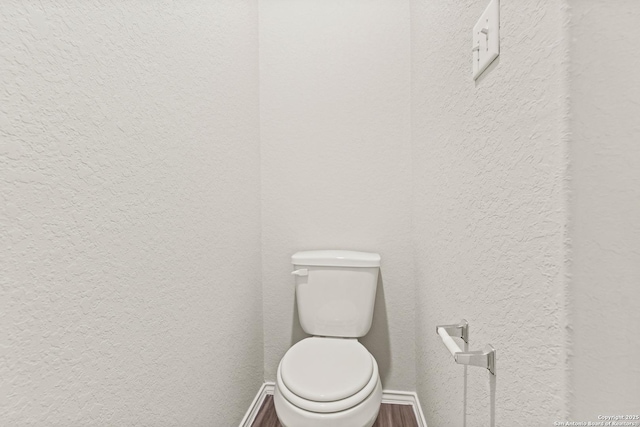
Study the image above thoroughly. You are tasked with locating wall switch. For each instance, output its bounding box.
[472,0,500,80]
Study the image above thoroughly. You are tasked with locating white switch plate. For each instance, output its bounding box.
[473,0,500,80]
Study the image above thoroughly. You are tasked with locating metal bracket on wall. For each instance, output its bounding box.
[436,319,496,375]
[435,319,469,343]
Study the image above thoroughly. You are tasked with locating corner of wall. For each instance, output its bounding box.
[559,0,574,419]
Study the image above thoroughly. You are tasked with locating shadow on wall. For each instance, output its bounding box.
[463,363,497,427]
[290,297,308,346]
[360,274,391,386]
[490,373,496,427]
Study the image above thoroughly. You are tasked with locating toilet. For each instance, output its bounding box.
[274,250,382,427]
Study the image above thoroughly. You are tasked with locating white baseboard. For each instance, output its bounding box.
[238,382,275,427]
[381,389,428,427]
[239,383,427,427]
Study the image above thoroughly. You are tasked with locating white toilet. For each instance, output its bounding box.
[274,250,382,427]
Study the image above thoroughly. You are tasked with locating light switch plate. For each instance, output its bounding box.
[473,0,500,80]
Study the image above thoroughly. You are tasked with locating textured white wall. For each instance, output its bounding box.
[411,1,568,425]
[5,1,638,424]
[259,0,414,390]
[0,1,262,425]
[568,0,640,418]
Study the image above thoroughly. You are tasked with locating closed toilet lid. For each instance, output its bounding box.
[281,337,374,402]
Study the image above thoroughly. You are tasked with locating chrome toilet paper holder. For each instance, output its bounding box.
[436,319,496,375]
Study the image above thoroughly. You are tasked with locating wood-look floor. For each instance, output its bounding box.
[251,395,419,427]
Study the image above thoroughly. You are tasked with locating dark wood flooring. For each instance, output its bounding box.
[251,395,419,427]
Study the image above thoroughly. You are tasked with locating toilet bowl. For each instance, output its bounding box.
[274,250,382,427]
[274,337,382,427]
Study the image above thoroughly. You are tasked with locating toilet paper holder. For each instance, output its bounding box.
[436,319,496,375]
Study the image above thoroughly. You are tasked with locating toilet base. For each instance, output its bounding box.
[273,377,382,427]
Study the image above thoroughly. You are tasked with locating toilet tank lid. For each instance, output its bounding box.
[291,250,380,267]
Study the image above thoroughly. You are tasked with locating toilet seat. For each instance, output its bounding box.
[276,337,379,413]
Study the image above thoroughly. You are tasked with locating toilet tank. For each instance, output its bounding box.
[291,250,380,338]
